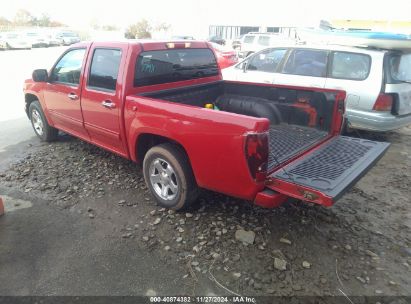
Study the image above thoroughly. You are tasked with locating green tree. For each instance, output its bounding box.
[37,13,51,27]
[125,19,152,39]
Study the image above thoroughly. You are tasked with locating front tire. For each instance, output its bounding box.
[29,100,58,142]
[143,143,198,210]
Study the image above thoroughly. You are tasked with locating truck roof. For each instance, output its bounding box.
[72,40,211,50]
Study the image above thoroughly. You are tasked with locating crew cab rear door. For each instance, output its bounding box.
[266,136,389,206]
[80,42,129,157]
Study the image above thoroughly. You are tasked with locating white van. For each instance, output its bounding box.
[223,44,411,132]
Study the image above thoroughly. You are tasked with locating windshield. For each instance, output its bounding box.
[388,53,411,82]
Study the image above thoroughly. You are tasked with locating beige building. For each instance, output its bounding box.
[330,20,411,34]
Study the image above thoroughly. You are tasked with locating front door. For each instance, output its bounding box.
[80,43,128,157]
[237,48,288,84]
[43,48,89,139]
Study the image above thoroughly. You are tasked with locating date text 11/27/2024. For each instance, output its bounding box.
[149,296,256,303]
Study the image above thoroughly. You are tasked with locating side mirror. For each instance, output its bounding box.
[32,69,48,82]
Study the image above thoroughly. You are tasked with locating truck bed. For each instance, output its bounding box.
[268,124,327,169]
[143,81,335,169]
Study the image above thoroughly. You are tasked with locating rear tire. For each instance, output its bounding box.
[29,100,58,142]
[143,143,198,211]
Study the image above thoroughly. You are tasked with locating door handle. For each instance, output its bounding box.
[68,93,78,100]
[101,100,116,109]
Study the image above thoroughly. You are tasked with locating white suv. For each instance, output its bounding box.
[223,44,411,132]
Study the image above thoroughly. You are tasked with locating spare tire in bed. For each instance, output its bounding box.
[215,94,282,125]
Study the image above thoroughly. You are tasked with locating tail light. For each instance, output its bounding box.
[245,132,269,182]
[373,94,393,111]
[166,42,191,49]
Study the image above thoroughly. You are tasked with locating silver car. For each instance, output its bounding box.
[223,44,411,132]
[1,32,32,50]
[56,31,80,45]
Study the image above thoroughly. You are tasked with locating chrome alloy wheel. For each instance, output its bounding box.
[31,109,44,136]
[149,158,179,200]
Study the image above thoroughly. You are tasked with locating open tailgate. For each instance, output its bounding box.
[266,136,390,206]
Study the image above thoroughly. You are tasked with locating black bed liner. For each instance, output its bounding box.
[268,124,327,170]
[270,136,390,201]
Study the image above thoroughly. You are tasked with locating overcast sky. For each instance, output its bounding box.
[1,0,411,37]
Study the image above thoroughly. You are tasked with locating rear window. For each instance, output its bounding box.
[243,35,255,44]
[387,53,411,83]
[257,36,270,46]
[331,51,371,80]
[134,48,218,87]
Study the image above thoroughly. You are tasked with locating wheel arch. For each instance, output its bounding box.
[25,93,40,117]
[135,133,190,165]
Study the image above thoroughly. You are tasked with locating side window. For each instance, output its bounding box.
[247,49,287,72]
[257,36,270,46]
[331,52,371,80]
[51,49,86,85]
[88,48,122,91]
[283,49,328,77]
[243,35,255,44]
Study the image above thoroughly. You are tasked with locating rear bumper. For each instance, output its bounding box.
[254,189,288,208]
[347,109,411,132]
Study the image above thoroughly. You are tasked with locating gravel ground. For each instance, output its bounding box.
[1,128,410,298]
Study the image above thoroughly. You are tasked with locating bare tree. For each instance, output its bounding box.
[0,17,11,26]
[36,13,51,27]
[13,9,35,26]
[154,22,171,32]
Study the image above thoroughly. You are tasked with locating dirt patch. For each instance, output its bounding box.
[1,128,410,297]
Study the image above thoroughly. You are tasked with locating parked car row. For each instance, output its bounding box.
[0,30,80,50]
[223,43,411,132]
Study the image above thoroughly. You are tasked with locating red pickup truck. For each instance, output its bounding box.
[23,40,389,210]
